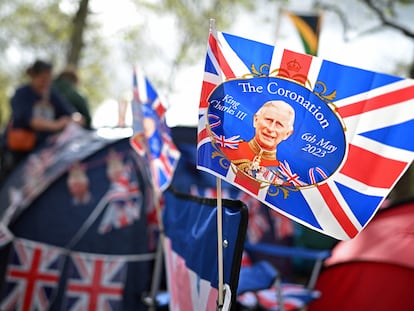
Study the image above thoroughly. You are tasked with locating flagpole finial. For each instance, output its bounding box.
[209,18,217,36]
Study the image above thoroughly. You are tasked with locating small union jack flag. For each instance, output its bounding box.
[278,161,306,187]
[130,67,180,192]
[212,132,241,149]
[63,252,127,311]
[0,238,64,311]
[98,160,142,234]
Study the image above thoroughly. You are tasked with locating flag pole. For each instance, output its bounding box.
[209,18,225,311]
[148,190,165,311]
[275,4,284,44]
[132,67,165,310]
[216,176,224,310]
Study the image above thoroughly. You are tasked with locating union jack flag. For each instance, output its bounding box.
[197,30,414,240]
[63,252,127,311]
[98,159,142,234]
[129,67,180,192]
[278,161,306,187]
[0,239,64,311]
[212,132,240,149]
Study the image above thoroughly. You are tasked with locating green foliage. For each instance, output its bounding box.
[0,72,11,127]
[0,0,109,128]
[131,0,255,66]
[398,0,414,5]
[0,2,70,63]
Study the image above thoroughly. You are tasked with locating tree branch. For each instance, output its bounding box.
[362,0,414,38]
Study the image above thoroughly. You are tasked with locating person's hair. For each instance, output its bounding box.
[256,100,295,129]
[26,59,53,77]
[57,65,79,84]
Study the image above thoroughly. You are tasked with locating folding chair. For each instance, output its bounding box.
[236,241,331,311]
[145,187,248,311]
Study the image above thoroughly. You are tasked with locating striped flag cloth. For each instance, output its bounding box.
[63,252,127,311]
[0,239,65,311]
[130,67,180,192]
[197,30,414,240]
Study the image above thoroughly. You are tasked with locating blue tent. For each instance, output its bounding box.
[0,126,154,311]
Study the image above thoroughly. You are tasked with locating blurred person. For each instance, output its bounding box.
[0,59,83,182]
[53,66,92,129]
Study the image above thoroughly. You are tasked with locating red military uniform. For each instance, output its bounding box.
[222,139,280,168]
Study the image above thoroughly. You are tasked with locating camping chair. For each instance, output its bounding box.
[143,187,249,311]
[237,241,331,311]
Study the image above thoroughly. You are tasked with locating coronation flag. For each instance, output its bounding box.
[129,67,180,192]
[197,30,414,240]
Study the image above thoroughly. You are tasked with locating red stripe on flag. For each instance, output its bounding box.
[278,49,313,85]
[338,84,414,118]
[154,100,166,118]
[341,144,407,188]
[200,81,217,108]
[234,171,261,195]
[318,183,359,238]
[160,153,173,176]
[130,135,146,156]
[208,34,235,79]
[198,128,210,143]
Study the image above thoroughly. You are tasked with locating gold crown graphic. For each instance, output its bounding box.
[287,59,301,72]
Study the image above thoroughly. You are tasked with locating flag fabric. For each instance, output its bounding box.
[0,239,65,311]
[286,11,322,56]
[0,134,155,311]
[0,123,112,226]
[63,252,127,311]
[130,67,180,192]
[163,188,248,311]
[197,30,414,240]
[97,152,143,234]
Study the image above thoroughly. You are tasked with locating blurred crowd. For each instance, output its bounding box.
[0,59,92,184]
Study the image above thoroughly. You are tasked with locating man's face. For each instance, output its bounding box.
[31,71,52,96]
[253,103,293,150]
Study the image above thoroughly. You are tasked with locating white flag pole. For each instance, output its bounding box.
[133,67,166,311]
[216,176,225,310]
[209,18,225,310]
